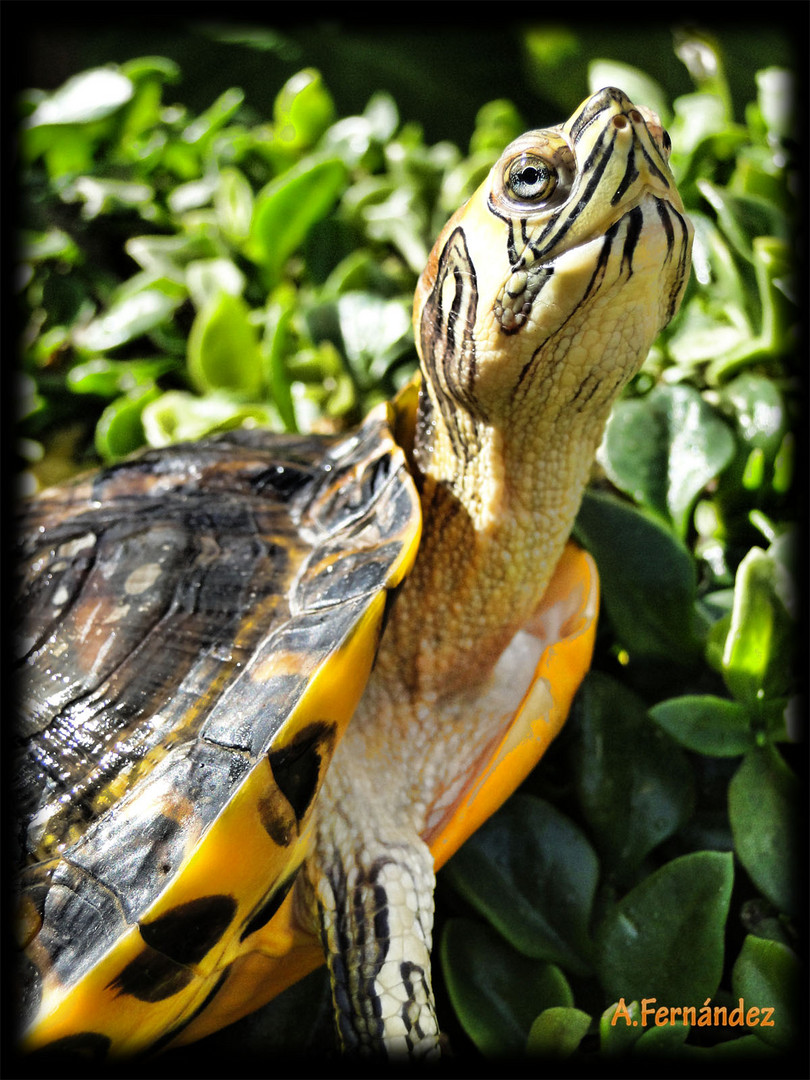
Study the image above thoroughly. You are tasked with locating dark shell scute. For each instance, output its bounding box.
[267,722,335,823]
[107,946,195,1003]
[239,873,298,941]
[140,894,238,966]
[28,1031,111,1060]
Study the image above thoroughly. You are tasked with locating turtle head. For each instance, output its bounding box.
[413,86,693,464]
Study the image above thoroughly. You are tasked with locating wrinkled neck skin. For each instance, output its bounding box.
[373,369,610,704]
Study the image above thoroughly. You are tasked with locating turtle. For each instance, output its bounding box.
[15,86,692,1061]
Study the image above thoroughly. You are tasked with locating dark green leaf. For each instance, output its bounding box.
[440,919,572,1058]
[731,934,799,1049]
[442,795,598,975]
[649,695,755,756]
[574,492,702,661]
[572,673,695,878]
[597,851,734,1003]
[728,747,799,916]
[601,384,735,536]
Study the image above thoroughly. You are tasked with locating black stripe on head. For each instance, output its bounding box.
[419,226,483,460]
[620,206,645,276]
[655,199,692,322]
[611,144,640,206]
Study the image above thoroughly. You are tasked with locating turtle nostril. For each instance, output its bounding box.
[612,115,629,130]
[628,109,644,124]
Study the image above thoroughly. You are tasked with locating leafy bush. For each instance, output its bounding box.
[17,25,799,1067]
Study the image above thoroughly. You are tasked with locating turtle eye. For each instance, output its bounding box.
[505,155,557,203]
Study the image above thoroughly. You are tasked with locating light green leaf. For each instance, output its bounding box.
[26,67,133,127]
[75,288,181,353]
[721,546,794,706]
[142,391,280,448]
[588,61,669,123]
[187,292,264,398]
[246,156,347,280]
[94,384,161,461]
[527,1007,591,1058]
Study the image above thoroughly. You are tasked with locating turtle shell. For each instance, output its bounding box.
[15,401,421,1056]
[15,384,599,1057]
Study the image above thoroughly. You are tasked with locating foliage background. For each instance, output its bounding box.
[14,10,803,1076]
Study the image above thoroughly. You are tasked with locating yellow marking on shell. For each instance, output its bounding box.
[23,590,397,1055]
[165,891,324,1046]
[124,562,162,595]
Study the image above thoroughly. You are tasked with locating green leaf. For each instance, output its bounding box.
[187,292,264,398]
[185,258,246,310]
[588,60,669,123]
[215,166,255,243]
[26,67,133,126]
[721,546,794,707]
[697,180,786,263]
[74,288,181,353]
[67,357,177,398]
[728,747,798,916]
[94,384,161,461]
[634,1018,690,1055]
[272,68,336,156]
[335,292,412,389]
[526,1007,591,1058]
[597,851,734,1003]
[600,999,644,1055]
[601,384,735,536]
[572,673,695,879]
[573,491,701,661]
[756,68,795,143]
[442,795,598,976]
[649,695,755,756]
[141,391,280,448]
[731,934,799,1050]
[440,919,572,1058]
[246,156,347,281]
[720,370,787,469]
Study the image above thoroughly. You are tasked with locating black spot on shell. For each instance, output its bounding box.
[267,722,334,823]
[147,968,230,1054]
[239,873,298,941]
[107,947,194,1003]
[28,1031,111,1060]
[140,894,237,966]
[256,784,297,846]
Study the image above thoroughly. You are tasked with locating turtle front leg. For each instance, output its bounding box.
[309,834,440,1059]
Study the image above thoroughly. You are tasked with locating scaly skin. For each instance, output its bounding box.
[306,87,693,1057]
